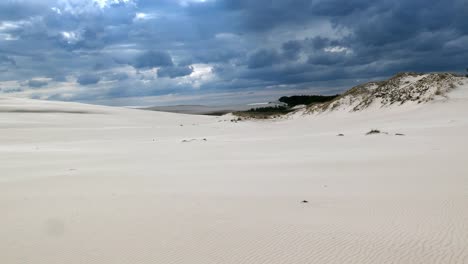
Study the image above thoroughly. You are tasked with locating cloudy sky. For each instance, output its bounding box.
[0,0,467,106]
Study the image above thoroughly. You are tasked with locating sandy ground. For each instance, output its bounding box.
[1,85,468,264]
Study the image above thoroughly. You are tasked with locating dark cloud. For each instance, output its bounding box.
[0,0,467,106]
[0,55,16,66]
[158,66,194,78]
[282,40,303,61]
[0,1,49,21]
[248,49,282,69]
[107,72,129,81]
[77,73,101,86]
[191,49,242,64]
[1,87,22,93]
[132,51,174,69]
[28,79,48,88]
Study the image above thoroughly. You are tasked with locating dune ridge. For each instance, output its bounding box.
[306,72,466,114]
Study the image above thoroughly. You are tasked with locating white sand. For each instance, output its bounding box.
[1,83,468,264]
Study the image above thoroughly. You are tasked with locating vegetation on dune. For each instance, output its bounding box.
[234,71,465,120]
[246,105,291,113]
[234,105,293,119]
[234,94,341,119]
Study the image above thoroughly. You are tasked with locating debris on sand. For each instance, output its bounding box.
[181,138,208,143]
[366,129,381,135]
[301,200,309,204]
[337,134,344,137]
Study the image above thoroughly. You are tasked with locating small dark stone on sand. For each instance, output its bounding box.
[301,200,309,204]
[337,134,344,137]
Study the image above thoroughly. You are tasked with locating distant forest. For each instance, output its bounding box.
[234,94,340,119]
[279,95,340,107]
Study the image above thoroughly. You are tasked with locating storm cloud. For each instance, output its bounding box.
[133,51,174,69]
[28,79,48,88]
[77,73,101,86]
[0,0,466,106]
[158,66,194,78]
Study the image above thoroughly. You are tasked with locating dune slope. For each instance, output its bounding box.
[1,80,468,264]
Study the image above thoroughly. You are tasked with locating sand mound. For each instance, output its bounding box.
[307,72,467,113]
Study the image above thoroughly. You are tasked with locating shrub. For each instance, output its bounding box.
[246,105,290,113]
[234,105,293,119]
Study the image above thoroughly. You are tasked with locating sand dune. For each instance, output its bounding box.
[1,82,468,263]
